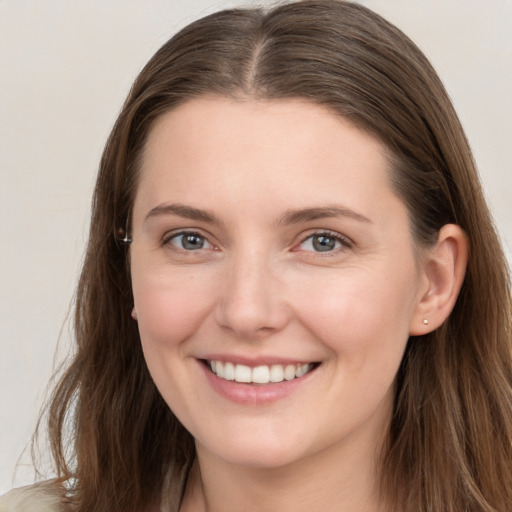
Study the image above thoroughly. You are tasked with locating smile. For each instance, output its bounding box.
[207,360,317,384]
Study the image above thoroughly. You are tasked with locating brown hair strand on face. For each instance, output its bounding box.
[36,2,512,511]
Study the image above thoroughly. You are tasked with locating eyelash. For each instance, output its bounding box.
[162,230,214,252]
[162,229,352,255]
[296,230,352,254]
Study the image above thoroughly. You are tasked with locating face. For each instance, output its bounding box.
[130,97,429,470]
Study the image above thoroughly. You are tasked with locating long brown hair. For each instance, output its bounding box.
[43,1,512,511]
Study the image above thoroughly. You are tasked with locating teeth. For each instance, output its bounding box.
[284,364,296,381]
[234,364,251,383]
[252,366,270,384]
[209,361,314,384]
[224,361,235,380]
[296,363,309,378]
[269,364,284,382]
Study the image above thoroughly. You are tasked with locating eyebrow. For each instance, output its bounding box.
[144,203,223,225]
[144,202,371,226]
[277,205,372,225]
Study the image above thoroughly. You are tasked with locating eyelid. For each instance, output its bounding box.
[294,229,353,252]
[159,227,352,254]
[161,229,217,250]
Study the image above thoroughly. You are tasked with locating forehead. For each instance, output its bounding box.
[143,97,387,164]
[134,96,404,227]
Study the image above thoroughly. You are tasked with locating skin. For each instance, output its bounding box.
[129,97,467,512]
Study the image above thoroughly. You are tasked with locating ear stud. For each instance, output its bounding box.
[117,214,132,244]
[422,319,429,325]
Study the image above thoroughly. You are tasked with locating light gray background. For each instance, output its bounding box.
[1,0,511,492]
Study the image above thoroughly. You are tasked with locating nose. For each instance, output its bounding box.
[214,249,291,340]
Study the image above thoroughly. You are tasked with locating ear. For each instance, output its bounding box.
[131,307,138,321]
[410,224,468,335]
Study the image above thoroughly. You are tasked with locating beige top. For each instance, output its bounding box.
[0,462,190,512]
[160,459,191,512]
[0,480,68,512]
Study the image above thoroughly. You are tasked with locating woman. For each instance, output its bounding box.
[2,0,511,511]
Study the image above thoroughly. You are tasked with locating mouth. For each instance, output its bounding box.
[204,359,320,384]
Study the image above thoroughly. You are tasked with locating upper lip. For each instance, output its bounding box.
[200,354,319,367]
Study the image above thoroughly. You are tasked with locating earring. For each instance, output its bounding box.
[118,227,132,244]
[117,215,132,244]
[121,232,132,244]
[422,319,429,325]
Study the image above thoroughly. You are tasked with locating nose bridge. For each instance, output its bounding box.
[215,244,289,338]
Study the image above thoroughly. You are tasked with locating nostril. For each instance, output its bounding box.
[214,297,292,339]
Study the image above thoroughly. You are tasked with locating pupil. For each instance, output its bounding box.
[183,234,204,250]
[313,235,335,252]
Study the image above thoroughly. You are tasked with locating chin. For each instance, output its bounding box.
[217,449,302,470]
[196,428,314,470]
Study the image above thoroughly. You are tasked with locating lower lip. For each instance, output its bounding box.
[199,361,317,405]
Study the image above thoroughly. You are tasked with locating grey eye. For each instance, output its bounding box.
[300,233,343,252]
[170,233,209,250]
[312,235,337,252]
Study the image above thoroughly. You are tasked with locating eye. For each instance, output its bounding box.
[298,232,348,253]
[165,231,213,251]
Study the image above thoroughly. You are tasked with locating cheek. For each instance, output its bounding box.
[130,270,218,417]
[290,268,417,358]
[131,269,217,349]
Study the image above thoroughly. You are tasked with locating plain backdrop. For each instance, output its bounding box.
[1,0,511,492]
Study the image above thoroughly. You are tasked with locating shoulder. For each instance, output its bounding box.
[0,480,69,512]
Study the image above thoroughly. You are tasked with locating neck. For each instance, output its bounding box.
[180,430,391,512]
